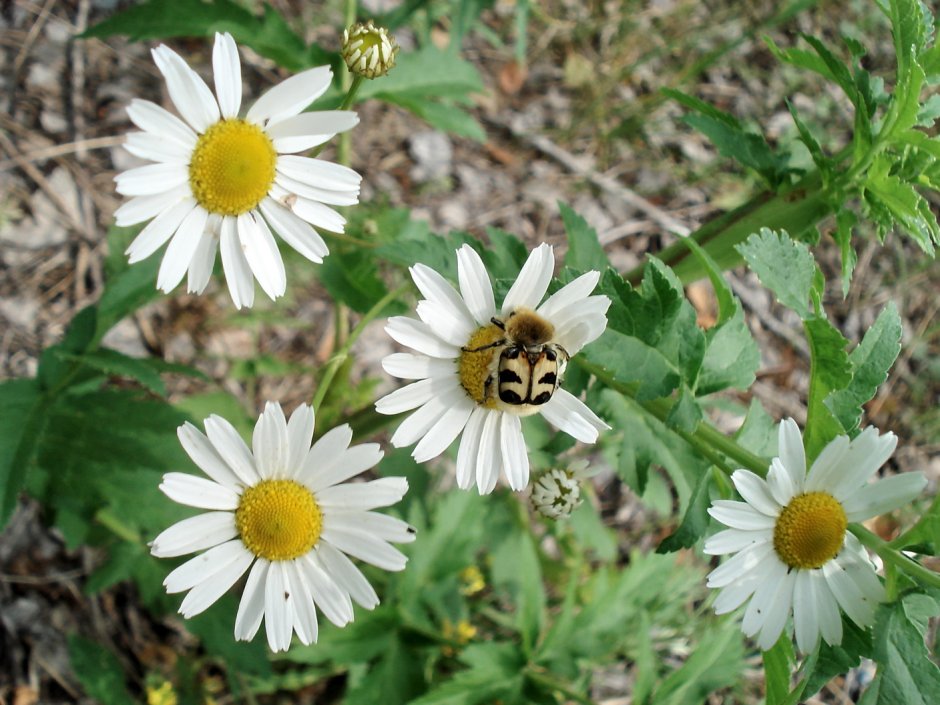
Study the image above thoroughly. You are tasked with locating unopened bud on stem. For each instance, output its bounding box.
[342,20,399,79]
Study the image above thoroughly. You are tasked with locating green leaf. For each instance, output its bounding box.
[683,113,784,185]
[82,0,319,72]
[67,635,135,705]
[867,594,940,704]
[763,636,796,705]
[585,329,680,400]
[864,157,938,255]
[661,88,742,128]
[787,99,830,176]
[0,379,43,527]
[736,228,821,317]
[385,94,486,141]
[343,634,425,705]
[734,399,779,458]
[665,385,702,433]
[892,493,940,554]
[696,306,761,395]
[319,247,393,314]
[652,620,744,705]
[803,316,852,460]
[833,208,859,297]
[802,618,873,698]
[656,467,712,553]
[409,643,525,705]
[679,238,734,324]
[559,202,607,272]
[825,303,902,434]
[57,348,167,396]
[491,523,546,655]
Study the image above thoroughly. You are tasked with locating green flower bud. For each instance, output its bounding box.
[342,20,399,79]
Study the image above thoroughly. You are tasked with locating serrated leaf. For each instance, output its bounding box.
[696,306,761,395]
[683,113,784,186]
[825,303,902,434]
[57,348,167,396]
[868,595,940,704]
[318,247,393,314]
[736,228,821,317]
[734,399,778,457]
[864,158,938,254]
[67,636,135,705]
[560,202,608,271]
[801,618,873,697]
[0,379,43,527]
[665,385,702,433]
[657,467,712,553]
[803,316,852,460]
[584,329,680,400]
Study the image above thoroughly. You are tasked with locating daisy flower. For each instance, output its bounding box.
[150,402,413,652]
[115,32,361,308]
[705,418,926,652]
[374,243,610,494]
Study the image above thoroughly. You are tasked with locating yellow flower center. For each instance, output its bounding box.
[188,119,276,216]
[235,479,322,561]
[458,324,504,408]
[773,492,847,570]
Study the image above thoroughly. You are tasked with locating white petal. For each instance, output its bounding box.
[157,206,209,293]
[268,111,359,153]
[777,418,806,480]
[755,568,796,651]
[499,412,530,491]
[115,162,188,197]
[315,477,409,511]
[457,245,496,326]
[274,173,359,207]
[306,443,383,493]
[160,472,239,510]
[537,271,600,319]
[320,527,408,571]
[539,389,609,443]
[150,511,237,558]
[731,470,781,517]
[385,317,461,359]
[300,424,352,482]
[381,353,454,381]
[802,434,850,493]
[476,409,502,494]
[123,131,192,163]
[259,198,328,263]
[286,560,318,645]
[412,401,475,463]
[115,184,192,228]
[411,264,475,327]
[707,540,774,589]
[766,458,798,506]
[125,198,196,263]
[812,570,843,646]
[827,428,898,500]
[151,44,220,133]
[741,556,788,637]
[316,541,379,609]
[187,219,218,294]
[300,553,353,626]
[712,570,765,615]
[178,546,253,617]
[164,539,248,593]
[390,386,466,448]
[126,99,197,148]
[326,511,416,544]
[264,561,293,652]
[703,528,772,556]
[271,184,346,233]
[547,297,611,352]
[247,66,332,127]
[822,550,881,628]
[843,472,927,522]
[555,315,608,354]
[219,216,255,309]
[286,404,315,478]
[253,401,289,480]
[708,500,777,531]
[237,213,286,301]
[212,32,242,119]
[177,422,242,490]
[374,378,435,415]
[275,155,361,191]
[792,569,821,652]
[416,299,476,347]
[456,407,487,490]
[235,558,269,641]
[204,414,260,486]
[501,243,554,314]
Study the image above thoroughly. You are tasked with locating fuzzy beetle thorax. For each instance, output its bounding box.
[504,308,554,348]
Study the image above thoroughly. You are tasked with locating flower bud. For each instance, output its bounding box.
[531,467,583,520]
[342,20,399,79]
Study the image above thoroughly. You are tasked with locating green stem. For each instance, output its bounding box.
[577,359,769,476]
[311,283,410,412]
[95,508,141,543]
[850,524,940,590]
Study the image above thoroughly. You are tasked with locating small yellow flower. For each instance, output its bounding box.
[459,565,486,596]
[146,680,177,705]
[342,21,399,79]
[442,618,477,656]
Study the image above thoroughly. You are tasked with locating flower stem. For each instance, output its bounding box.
[849,524,940,590]
[311,283,410,412]
[576,359,769,476]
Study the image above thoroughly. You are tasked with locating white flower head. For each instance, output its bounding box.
[115,32,361,308]
[151,402,413,652]
[705,419,926,653]
[531,460,590,520]
[375,243,610,494]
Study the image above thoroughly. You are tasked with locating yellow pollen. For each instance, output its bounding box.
[188,119,276,216]
[458,324,504,408]
[773,492,847,570]
[235,479,322,561]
